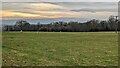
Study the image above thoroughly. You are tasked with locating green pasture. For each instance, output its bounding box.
[2,32,118,66]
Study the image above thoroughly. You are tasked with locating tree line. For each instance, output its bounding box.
[3,16,120,32]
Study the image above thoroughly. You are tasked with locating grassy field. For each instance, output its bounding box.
[2,32,118,66]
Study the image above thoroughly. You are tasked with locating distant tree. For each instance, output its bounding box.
[37,22,40,31]
[3,15,119,32]
[15,20,30,31]
[108,16,118,32]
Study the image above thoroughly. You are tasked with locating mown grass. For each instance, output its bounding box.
[2,32,118,66]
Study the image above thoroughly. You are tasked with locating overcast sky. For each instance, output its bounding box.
[1,2,118,20]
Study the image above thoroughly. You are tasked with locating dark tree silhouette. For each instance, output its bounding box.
[3,16,119,32]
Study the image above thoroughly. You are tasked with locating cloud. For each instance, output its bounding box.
[1,0,119,2]
[71,8,117,13]
[1,2,118,20]
[2,3,68,19]
[2,3,66,11]
[52,2,118,10]
[71,9,95,13]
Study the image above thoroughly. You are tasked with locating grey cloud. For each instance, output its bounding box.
[71,8,117,13]
[50,2,118,13]
[50,2,117,7]
[71,9,96,13]
[2,2,117,12]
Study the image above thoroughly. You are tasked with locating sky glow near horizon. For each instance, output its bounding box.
[1,2,118,20]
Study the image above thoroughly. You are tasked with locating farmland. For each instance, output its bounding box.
[2,32,118,66]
